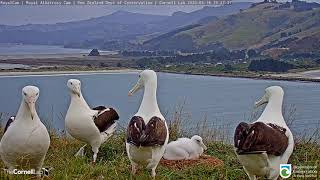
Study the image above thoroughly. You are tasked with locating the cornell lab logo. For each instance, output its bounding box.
[280,164,292,178]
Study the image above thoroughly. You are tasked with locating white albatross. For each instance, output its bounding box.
[65,79,119,163]
[0,86,50,175]
[163,135,207,160]
[234,86,294,180]
[126,70,169,178]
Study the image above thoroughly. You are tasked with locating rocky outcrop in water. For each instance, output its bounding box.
[88,49,100,56]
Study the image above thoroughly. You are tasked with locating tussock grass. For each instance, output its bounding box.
[0,105,319,179]
[0,131,245,179]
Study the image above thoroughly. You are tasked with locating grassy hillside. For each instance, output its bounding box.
[0,132,319,179]
[0,3,251,49]
[0,108,319,180]
[144,2,320,52]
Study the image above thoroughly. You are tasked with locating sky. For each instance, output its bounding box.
[0,0,319,25]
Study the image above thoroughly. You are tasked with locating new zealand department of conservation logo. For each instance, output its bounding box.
[280,164,292,178]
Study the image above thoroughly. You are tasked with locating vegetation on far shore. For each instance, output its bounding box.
[1,62,320,84]
[1,43,320,83]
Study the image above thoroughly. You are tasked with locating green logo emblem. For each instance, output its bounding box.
[280,164,292,178]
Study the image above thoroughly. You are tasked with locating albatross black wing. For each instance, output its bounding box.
[126,116,167,147]
[234,122,288,156]
[234,122,251,149]
[140,116,167,146]
[3,116,15,134]
[127,116,145,146]
[93,106,119,132]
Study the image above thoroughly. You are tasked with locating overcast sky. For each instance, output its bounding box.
[0,0,319,25]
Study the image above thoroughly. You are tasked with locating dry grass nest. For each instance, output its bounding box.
[160,155,223,170]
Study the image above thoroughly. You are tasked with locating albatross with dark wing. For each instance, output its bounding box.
[65,79,119,163]
[0,86,50,175]
[234,86,294,180]
[126,70,169,178]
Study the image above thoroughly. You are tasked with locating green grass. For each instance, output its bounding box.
[0,108,319,179]
[0,130,319,179]
[0,132,245,180]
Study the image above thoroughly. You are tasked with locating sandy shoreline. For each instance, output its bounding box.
[162,69,320,83]
[271,69,320,80]
[0,69,140,77]
[0,52,117,60]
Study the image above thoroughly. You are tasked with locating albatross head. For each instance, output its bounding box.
[67,79,81,97]
[191,135,207,150]
[255,86,284,108]
[128,70,157,96]
[22,86,39,120]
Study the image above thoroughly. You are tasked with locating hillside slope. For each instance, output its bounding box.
[143,2,320,52]
[0,11,168,45]
[0,3,252,47]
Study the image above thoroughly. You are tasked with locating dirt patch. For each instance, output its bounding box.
[160,155,223,170]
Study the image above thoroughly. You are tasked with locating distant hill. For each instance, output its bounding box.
[0,3,252,47]
[0,11,168,45]
[150,2,252,31]
[143,2,320,53]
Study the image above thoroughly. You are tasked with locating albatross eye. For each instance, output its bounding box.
[23,92,27,96]
[36,93,39,96]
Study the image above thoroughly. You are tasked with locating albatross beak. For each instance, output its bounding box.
[255,94,268,108]
[72,89,81,97]
[201,142,207,150]
[128,79,143,96]
[27,102,36,120]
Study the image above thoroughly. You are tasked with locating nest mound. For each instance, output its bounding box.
[160,155,223,170]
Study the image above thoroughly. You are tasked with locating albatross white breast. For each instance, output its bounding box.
[65,79,119,163]
[0,86,50,175]
[234,86,294,180]
[126,70,169,178]
[163,135,207,160]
